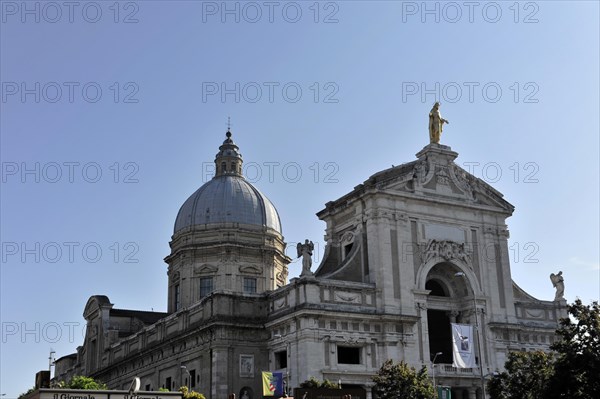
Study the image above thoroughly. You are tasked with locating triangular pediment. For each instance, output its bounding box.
[318,144,514,219]
[239,265,262,275]
[361,145,514,213]
[193,264,218,274]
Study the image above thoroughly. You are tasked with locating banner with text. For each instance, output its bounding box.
[262,371,284,397]
[451,323,476,368]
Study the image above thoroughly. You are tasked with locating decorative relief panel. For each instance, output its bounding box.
[239,354,254,378]
[524,308,546,319]
[451,165,475,198]
[274,297,287,309]
[276,272,286,286]
[334,292,360,303]
[436,166,450,186]
[413,159,430,183]
[421,239,470,264]
[340,231,354,245]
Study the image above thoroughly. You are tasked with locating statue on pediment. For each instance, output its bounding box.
[550,271,565,301]
[297,239,314,277]
[429,102,449,144]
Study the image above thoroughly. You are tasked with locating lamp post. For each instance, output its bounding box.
[181,365,191,392]
[432,351,442,390]
[455,272,486,399]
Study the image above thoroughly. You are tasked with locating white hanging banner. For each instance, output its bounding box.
[451,323,476,368]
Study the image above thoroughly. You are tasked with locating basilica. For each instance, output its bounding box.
[53,121,566,399]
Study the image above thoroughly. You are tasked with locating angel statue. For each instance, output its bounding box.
[429,102,449,144]
[297,239,314,277]
[549,271,565,301]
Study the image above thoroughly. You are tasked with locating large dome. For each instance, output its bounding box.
[174,175,282,233]
[173,130,282,234]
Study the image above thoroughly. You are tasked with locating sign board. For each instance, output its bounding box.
[292,388,366,399]
[34,389,182,399]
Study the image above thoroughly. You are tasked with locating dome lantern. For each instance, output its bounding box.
[214,129,243,177]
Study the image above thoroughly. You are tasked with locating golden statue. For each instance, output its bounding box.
[428,102,449,144]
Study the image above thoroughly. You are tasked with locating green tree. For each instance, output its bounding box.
[372,360,436,399]
[57,376,107,390]
[488,300,600,399]
[546,299,600,399]
[17,387,35,399]
[487,351,554,399]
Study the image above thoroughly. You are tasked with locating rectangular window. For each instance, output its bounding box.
[243,277,257,293]
[189,369,196,388]
[344,243,353,257]
[174,284,181,311]
[199,277,213,298]
[275,350,287,369]
[337,346,361,364]
[165,377,172,390]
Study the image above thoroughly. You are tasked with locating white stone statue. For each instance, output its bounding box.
[429,102,449,144]
[549,271,565,301]
[297,239,314,277]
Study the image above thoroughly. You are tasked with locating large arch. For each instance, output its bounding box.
[417,259,481,367]
[416,257,481,296]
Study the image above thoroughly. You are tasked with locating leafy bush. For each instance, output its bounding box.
[178,386,206,399]
[299,377,340,389]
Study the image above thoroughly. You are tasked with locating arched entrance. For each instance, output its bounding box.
[425,278,453,364]
[420,260,482,399]
[423,262,471,365]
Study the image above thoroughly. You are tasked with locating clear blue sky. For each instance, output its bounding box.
[1,1,598,396]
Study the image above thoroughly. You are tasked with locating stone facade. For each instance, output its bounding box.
[53,134,566,399]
